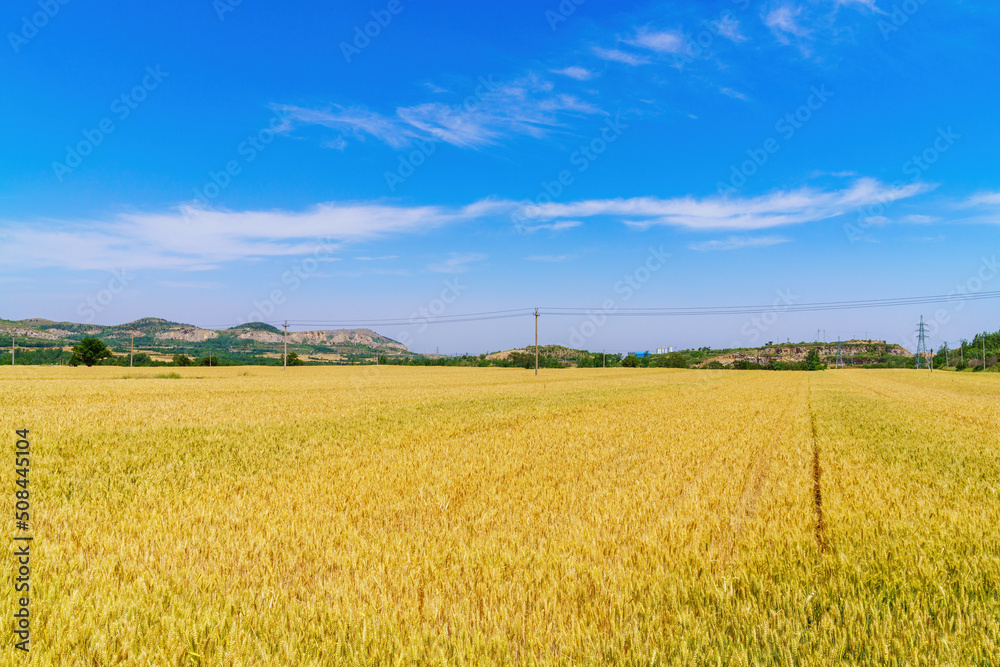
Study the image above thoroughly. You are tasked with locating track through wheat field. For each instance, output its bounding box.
[1,367,997,664]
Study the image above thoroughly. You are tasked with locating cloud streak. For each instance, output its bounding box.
[689,235,790,251]
[518,179,934,231]
[0,179,938,275]
[275,74,601,150]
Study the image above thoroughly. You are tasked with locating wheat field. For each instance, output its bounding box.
[1,367,998,664]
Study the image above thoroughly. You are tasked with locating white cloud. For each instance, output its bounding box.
[592,47,650,66]
[518,179,934,231]
[628,28,686,53]
[524,254,573,262]
[719,87,749,101]
[832,0,885,13]
[0,200,505,272]
[689,235,790,251]
[355,255,398,261]
[899,214,937,224]
[764,3,811,43]
[714,15,747,42]
[551,66,596,81]
[0,179,939,276]
[275,74,601,150]
[964,191,1000,207]
[427,253,487,274]
[515,220,582,234]
[272,105,416,149]
[157,280,227,289]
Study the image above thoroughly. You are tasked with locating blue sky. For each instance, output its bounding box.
[1,0,998,354]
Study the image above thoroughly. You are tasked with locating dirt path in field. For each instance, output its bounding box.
[808,381,828,554]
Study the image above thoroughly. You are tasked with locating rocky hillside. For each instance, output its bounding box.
[702,341,913,367]
[1,318,408,353]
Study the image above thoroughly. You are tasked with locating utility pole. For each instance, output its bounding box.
[984,334,988,369]
[603,349,606,368]
[11,334,14,366]
[915,316,930,370]
[130,327,135,368]
[283,321,288,371]
[534,309,539,376]
[836,338,844,369]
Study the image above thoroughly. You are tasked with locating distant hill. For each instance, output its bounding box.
[1,317,409,357]
[227,322,282,334]
[699,341,913,367]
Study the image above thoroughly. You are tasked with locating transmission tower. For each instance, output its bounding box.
[915,315,930,370]
[835,337,844,369]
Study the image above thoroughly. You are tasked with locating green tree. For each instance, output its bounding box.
[131,353,153,366]
[621,354,640,368]
[173,354,193,366]
[805,348,823,371]
[653,352,689,368]
[285,352,304,366]
[70,337,112,367]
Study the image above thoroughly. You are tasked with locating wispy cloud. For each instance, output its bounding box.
[963,191,1000,207]
[275,74,601,150]
[518,179,934,231]
[714,15,747,42]
[427,252,487,274]
[719,87,749,101]
[832,0,885,14]
[627,28,686,53]
[355,255,398,261]
[515,220,582,234]
[689,235,790,251]
[157,280,227,289]
[592,47,650,66]
[764,3,811,43]
[899,214,937,224]
[551,66,596,81]
[0,200,506,272]
[524,254,574,262]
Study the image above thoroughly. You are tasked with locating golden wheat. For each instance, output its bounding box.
[1,367,997,664]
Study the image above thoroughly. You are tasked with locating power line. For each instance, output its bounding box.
[196,288,1000,331]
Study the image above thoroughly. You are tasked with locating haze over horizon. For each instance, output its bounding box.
[2,1,998,354]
